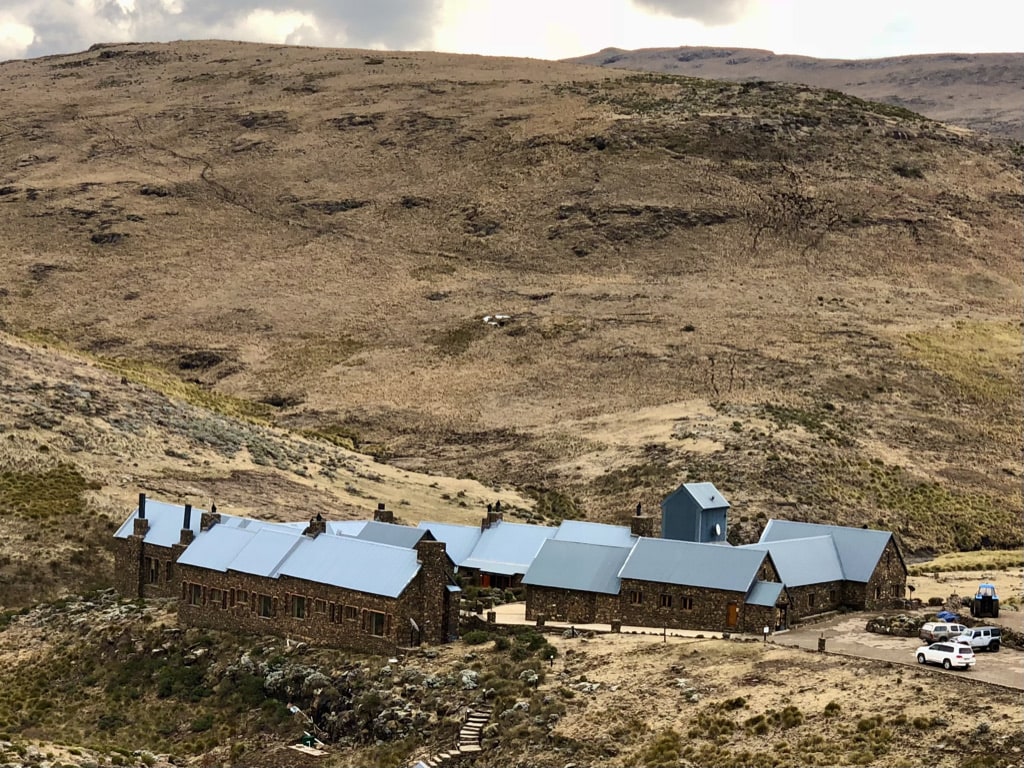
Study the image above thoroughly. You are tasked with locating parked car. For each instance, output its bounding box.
[955,626,1001,652]
[919,622,968,642]
[915,642,976,670]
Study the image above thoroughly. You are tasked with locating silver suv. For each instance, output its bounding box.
[919,622,967,642]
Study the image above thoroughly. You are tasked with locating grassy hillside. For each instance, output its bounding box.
[0,41,1020,587]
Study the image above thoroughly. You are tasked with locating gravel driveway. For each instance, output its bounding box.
[775,614,1024,690]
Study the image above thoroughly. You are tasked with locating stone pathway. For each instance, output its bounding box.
[410,704,493,767]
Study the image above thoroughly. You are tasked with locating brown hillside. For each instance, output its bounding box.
[0,41,1021,578]
[565,47,1024,140]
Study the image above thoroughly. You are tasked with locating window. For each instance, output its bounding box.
[235,589,249,606]
[829,589,837,604]
[187,583,202,606]
[891,584,901,598]
[660,594,672,608]
[680,597,694,610]
[315,599,327,614]
[629,590,643,605]
[144,557,159,584]
[291,595,307,619]
[209,588,225,608]
[808,593,816,609]
[874,586,882,599]
[258,594,274,618]
[344,605,358,621]
[365,611,386,636]
[164,561,173,582]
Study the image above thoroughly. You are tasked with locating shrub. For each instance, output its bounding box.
[463,630,490,645]
[892,163,924,179]
[823,700,841,717]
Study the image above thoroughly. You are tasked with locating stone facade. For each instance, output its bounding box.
[861,538,908,610]
[115,519,458,655]
[785,580,847,623]
[525,586,620,624]
[617,579,773,634]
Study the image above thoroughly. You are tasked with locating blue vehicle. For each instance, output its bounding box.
[970,583,999,618]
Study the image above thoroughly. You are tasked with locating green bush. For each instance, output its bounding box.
[462,630,490,645]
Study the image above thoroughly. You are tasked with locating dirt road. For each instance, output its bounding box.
[776,614,1024,690]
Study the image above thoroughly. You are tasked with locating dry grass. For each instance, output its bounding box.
[565,47,1024,140]
[0,40,1019,562]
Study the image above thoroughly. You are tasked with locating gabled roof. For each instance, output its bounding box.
[741,536,844,587]
[618,538,766,592]
[460,522,557,576]
[175,526,257,572]
[553,520,636,548]
[113,500,280,547]
[277,536,421,598]
[759,520,895,582]
[220,527,310,578]
[416,522,483,566]
[745,580,785,607]
[354,520,430,548]
[661,482,730,510]
[523,540,632,595]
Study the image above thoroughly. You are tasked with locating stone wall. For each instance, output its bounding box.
[525,586,619,624]
[617,578,767,634]
[785,580,846,623]
[863,538,908,610]
[111,526,458,655]
[114,538,180,599]
[176,563,409,655]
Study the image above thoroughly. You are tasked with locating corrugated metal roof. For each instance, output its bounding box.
[523,540,631,595]
[277,536,420,598]
[554,520,636,548]
[741,536,844,586]
[416,522,482,566]
[660,482,730,511]
[355,521,427,548]
[460,522,557,576]
[113,501,282,545]
[684,482,729,509]
[225,527,309,578]
[175,526,256,571]
[113,500,204,546]
[618,538,764,592]
[745,580,784,607]
[759,520,893,582]
[328,520,368,537]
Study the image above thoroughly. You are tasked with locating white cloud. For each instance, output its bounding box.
[0,0,1019,62]
[0,17,35,60]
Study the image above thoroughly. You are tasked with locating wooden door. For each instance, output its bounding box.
[726,602,738,628]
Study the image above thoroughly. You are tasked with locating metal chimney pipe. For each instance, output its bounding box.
[138,492,147,519]
[183,503,192,529]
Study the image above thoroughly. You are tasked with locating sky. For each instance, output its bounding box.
[0,0,1021,63]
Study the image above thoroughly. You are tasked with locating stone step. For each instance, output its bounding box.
[459,745,482,753]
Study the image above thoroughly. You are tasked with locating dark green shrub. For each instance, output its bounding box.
[462,630,490,645]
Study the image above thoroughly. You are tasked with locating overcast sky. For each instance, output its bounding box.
[1,0,1021,63]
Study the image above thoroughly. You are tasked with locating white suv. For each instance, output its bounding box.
[915,641,975,670]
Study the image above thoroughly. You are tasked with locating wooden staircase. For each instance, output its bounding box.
[411,704,493,767]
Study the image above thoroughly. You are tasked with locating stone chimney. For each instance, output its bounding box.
[630,501,655,538]
[415,539,453,644]
[481,501,504,531]
[132,492,149,537]
[200,502,221,532]
[303,512,326,538]
[179,503,195,546]
[374,502,394,524]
